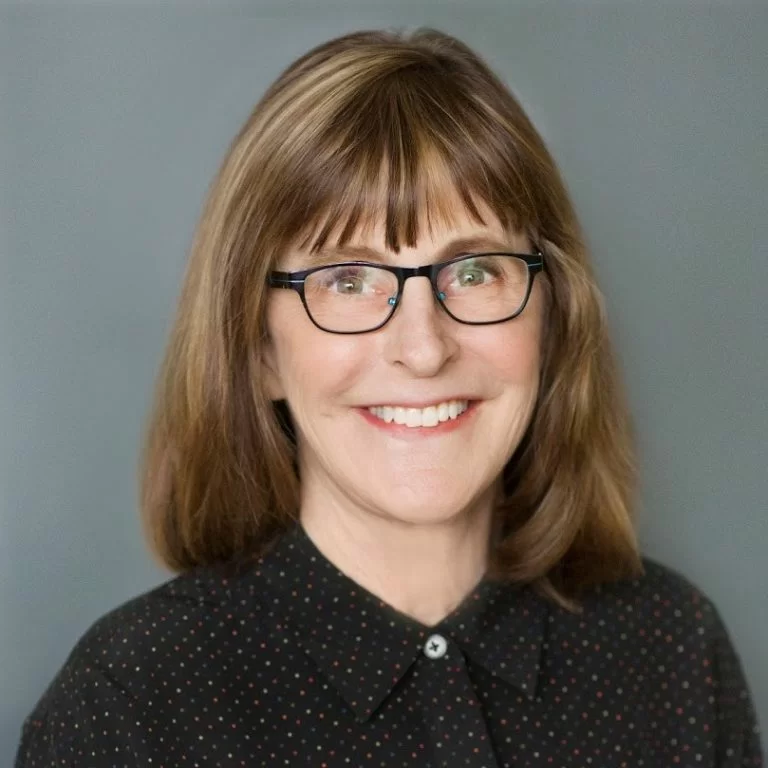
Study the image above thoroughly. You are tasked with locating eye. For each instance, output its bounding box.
[316,267,366,294]
[309,265,393,296]
[456,264,489,286]
[443,257,501,290]
[334,271,366,294]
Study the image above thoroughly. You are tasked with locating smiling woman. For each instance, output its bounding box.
[15,28,763,768]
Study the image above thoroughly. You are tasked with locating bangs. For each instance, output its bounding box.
[262,58,542,256]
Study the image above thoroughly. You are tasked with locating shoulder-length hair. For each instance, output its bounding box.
[139,28,642,607]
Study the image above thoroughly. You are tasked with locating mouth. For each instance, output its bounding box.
[365,399,472,429]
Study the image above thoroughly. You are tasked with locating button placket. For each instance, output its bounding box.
[417,633,501,767]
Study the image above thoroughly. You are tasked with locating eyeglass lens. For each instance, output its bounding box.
[303,255,530,332]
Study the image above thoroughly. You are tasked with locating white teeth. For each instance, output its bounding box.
[421,406,439,428]
[380,407,395,423]
[368,400,469,428]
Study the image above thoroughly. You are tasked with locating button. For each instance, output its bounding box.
[423,633,448,659]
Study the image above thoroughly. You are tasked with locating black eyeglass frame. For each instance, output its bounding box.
[267,250,545,335]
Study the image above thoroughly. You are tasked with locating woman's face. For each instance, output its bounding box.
[263,203,545,529]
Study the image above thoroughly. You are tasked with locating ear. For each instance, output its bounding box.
[259,337,286,401]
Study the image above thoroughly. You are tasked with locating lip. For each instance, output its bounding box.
[357,400,479,437]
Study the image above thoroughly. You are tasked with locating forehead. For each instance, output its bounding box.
[282,200,531,269]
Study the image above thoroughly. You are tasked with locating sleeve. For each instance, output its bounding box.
[708,602,764,767]
[14,660,153,768]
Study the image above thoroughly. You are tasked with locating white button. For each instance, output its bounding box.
[423,633,448,659]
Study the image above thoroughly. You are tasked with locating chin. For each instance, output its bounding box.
[373,493,479,528]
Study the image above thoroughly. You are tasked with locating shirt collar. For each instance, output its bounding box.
[255,521,548,722]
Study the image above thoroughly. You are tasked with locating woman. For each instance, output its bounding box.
[16,28,762,767]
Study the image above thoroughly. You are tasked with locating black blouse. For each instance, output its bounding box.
[16,521,763,767]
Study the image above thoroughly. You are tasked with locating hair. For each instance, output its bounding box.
[139,27,642,608]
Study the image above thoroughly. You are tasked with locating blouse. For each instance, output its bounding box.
[15,520,763,767]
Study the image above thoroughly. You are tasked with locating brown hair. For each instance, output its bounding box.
[139,28,642,607]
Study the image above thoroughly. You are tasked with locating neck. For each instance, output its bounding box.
[299,493,495,628]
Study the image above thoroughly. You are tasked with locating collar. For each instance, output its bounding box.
[255,521,548,722]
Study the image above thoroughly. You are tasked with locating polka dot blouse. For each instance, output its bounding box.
[16,521,763,767]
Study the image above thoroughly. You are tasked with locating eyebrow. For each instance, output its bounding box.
[290,235,528,269]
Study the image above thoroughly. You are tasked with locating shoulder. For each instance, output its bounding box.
[552,558,763,762]
[16,562,269,764]
[578,555,725,632]
[65,565,233,662]
[570,556,750,688]
[550,555,746,675]
[25,561,266,718]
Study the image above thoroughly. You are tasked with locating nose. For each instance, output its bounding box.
[382,276,459,376]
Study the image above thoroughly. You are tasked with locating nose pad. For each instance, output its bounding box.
[387,280,445,313]
[388,278,451,338]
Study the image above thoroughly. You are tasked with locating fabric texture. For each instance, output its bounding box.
[16,521,763,767]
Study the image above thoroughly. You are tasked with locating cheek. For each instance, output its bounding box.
[499,332,541,383]
[469,312,543,388]
[269,303,372,405]
[497,287,545,382]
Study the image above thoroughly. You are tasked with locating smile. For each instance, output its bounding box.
[367,400,470,428]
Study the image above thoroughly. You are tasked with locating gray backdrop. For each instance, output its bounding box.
[1,1,766,762]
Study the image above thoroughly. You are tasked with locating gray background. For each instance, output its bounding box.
[1,0,766,762]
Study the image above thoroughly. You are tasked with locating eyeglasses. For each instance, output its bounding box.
[268,251,544,334]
